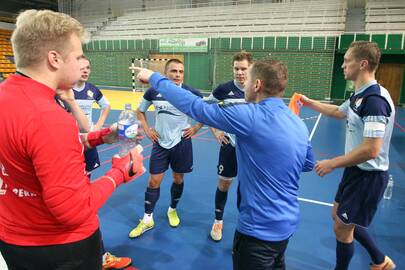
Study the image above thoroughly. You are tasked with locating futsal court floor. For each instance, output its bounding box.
[1,90,404,270]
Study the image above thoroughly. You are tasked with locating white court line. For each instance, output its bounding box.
[300,113,331,207]
[309,113,322,141]
[298,197,333,207]
[301,115,319,121]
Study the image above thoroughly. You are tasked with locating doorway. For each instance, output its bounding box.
[376,63,404,105]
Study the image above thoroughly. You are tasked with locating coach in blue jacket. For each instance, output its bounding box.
[132,59,314,270]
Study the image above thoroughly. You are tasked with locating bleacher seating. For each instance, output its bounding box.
[0,29,15,80]
[365,0,405,32]
[77,12,121,36]
[90,0,347,39]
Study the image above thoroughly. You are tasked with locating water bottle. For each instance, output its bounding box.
[383,174,394,200]
[117,103,141,157]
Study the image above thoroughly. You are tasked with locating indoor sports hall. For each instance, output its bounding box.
[0,0,404,269]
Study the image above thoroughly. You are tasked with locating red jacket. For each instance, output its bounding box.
[0,75,115,246]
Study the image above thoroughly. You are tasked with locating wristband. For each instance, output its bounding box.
[86,127,112,148]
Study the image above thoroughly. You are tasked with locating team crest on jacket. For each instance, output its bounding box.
[354,97,363,109]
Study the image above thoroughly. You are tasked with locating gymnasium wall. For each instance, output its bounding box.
[85,50,149,87]
[84,36,336,100]
[84,33,405,104]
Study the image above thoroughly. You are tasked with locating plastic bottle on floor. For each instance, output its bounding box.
[383,174,394,200]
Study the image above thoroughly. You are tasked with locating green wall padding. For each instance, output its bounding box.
[184,53,211,91]
[339,33,405,54]
[84,36,336,98]
[211,50,334,99]
[86,51,149,87]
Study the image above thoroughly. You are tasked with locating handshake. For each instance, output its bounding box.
[85,125,146,187]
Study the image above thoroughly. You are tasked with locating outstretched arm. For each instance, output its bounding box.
[132,67,254,137]
[302,95,346,119]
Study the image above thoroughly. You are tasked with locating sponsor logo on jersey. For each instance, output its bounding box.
[355,97,363,109]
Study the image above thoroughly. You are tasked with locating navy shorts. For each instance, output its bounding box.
[232,230,289,270]
[217,140,237,178]
[335,166,388,227]
[84,147,100,173]
[149,138,193,174]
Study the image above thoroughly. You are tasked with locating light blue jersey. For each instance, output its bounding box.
[73,82,109,128]
[339,80,395,171]
[138,84,203,149]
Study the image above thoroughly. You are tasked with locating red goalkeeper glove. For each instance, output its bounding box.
[104,145,145,187]
[86,127,112,148]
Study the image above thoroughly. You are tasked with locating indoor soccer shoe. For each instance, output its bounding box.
[167,208,180,227]
[102,252,132,269]
[370,256,396,270]
[210,221,223,242]
[128,219,154,238]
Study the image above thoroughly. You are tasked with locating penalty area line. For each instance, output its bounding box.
[298,197,333,207]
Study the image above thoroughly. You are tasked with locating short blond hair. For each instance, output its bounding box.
[11,9,88,68]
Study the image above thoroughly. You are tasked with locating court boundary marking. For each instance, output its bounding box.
[298,197,333,207]
[97,123,335,208]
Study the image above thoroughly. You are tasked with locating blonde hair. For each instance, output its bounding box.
[11,9,88,68]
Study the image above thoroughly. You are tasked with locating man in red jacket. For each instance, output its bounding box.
[0,9,144,270]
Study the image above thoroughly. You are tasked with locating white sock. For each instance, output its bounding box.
[143,213,153,224]
[214,219,223,224]
[102,252,108,263]
[168,206,176,213]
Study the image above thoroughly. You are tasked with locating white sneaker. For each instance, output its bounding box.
[210,220,223,242]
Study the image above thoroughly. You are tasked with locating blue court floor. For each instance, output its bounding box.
[91,105,404,270]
